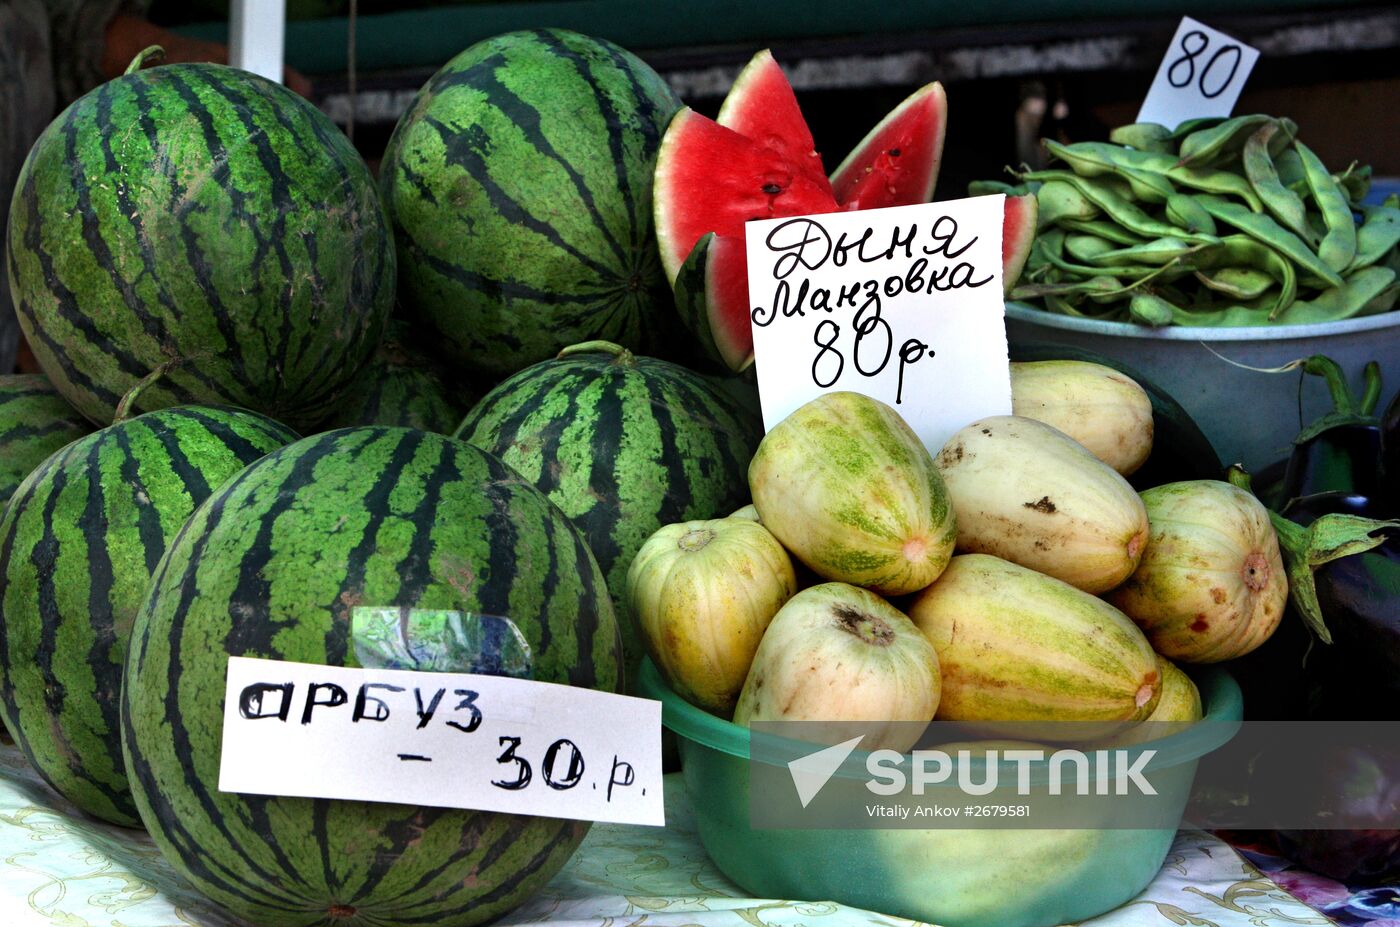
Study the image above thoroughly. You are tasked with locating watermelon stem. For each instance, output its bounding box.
[125,46,166,76]
[556,341,635,366]
[113,358,182,423]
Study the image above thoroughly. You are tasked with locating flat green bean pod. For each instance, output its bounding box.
[1129,292,1175,326]
[1334,163,1372,206]
[1020,170,1220,244]
[1064,233,1118,262]
[1177,115,1295,168]
[1056,218,1147,246]
[1087,237,1205,267]
[1348,202,1400,273]
[1272,266,1397,325]
[968,179,1037,197]
[1194,195,1344,288]
[1195,267,1275,300]
[1165,194,1217,235]
[1108,122,1173,152]
[1045,141,1262,210]
[1165,116,1226,141]
[1194,234,1298,319]
[1274,149,1306,188]
[1296,141,1357,273]
[1242,123,1315,245]
[1036,179,1100,227]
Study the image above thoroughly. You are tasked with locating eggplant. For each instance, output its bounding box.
[1383,387,1400,511]
[1279,357,1385,502]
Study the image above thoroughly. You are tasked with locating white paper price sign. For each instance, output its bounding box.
[1137,17,1260,128]
[218,657,665,826]
[745,195,1012,454]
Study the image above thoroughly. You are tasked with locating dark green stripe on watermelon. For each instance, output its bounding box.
[454,341,761,675]
[6,63,393,429]
[0,405,296,825]
[120,427,619,926]
[319,324,476,434]
[0,374,93,511]
[380,29,680,378]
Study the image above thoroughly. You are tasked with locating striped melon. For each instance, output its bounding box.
[6,62,393,428]
[0,405,296,825]
[318,323,474,434]
[908,554,1161,741]
[380,29,681,377]
[0,374,92,511]
[455,341,760,672]
[120,427,620,926]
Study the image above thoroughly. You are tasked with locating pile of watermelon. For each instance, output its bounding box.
[0,27,1036,927]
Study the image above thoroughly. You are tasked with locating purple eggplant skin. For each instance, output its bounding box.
[1271,741,1400,880]
[1383,388,1399,511]
[1281,423,1384,503]
[1281,493,1400,702]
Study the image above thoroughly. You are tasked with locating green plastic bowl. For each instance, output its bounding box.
[639,659,1242,927]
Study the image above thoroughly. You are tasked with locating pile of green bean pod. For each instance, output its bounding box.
[971,115,1400,327]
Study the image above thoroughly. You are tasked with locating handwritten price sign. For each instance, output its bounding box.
[1137,17,1259,128]
[218,657,664,826]
[745,196,1012,454]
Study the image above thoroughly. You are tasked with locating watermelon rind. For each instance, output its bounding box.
[830,81,948,209]
[0,405,297,825]
[120,426,620,925]
[7,63,394,429]
[1003,193,1040,295]
[0,374,93,512]
[455,341,761,675]
[381,29,681,378]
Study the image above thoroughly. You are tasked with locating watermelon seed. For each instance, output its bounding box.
[889,148,902,157]
[761,183,782,195]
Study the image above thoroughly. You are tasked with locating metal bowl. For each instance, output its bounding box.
[1004,303,1400,471]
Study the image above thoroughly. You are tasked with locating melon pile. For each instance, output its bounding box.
[0,26,1051,927]
[629,362,1291,747]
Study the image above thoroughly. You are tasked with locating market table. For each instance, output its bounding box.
[0,741,1325,927]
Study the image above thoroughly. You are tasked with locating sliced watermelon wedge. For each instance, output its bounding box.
[717,50,832,198]
[1003,193,1039,295]
[654,107,839,286]
[656,49,1027,372]
[831,82,948,211]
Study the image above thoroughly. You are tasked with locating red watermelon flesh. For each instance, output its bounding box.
[1003,193,1039,295]
[655,49,1026,372]
[654,108,838,285]
[717,50,832,198]
[831,82,948,211]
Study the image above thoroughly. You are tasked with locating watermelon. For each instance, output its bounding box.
[655,50,1036,373]
[120,427,620,926]
[454,341,761,674]
[0,405,296,825]
[0,374,93,511]
[319,323,475,434]
[381,29,681,378]
[6,62,393,429]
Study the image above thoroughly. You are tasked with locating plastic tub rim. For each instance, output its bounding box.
[639,657,1242,783]
[1005,300,1400,341]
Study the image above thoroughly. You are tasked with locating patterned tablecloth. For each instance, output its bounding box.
[0,741,1329,927]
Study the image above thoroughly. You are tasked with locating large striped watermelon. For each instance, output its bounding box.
[121,427,620,926]
[6,62,394,429]
[0,374,93,511]
[454,341,761,673]
[318,323,475,434]
[380,29,680,378]
[0,405,296,825]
